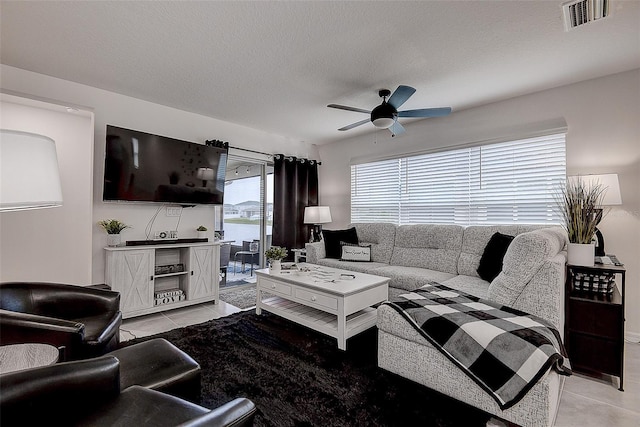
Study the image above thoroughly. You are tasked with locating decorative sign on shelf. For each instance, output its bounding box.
[154,288,186,306]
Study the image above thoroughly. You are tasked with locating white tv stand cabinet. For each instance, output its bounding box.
[105,242,220,319]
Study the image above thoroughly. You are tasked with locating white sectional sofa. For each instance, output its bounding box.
[306,223,568,427]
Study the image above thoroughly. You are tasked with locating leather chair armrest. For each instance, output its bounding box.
[0,356,121,426]
[178,398,257,427]
[9,282,121,319]
[0,309,84,359]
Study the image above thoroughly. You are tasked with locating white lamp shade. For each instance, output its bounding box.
[304,206,332,224]
[196,167,215,181]
[1,129,63,211]
[569,174,622,206]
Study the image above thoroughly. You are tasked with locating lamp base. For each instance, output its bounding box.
[595,228,605,257]
[309,225,323,243]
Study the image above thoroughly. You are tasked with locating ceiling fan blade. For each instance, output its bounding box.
[327,104,371,114]
[389,121,406,137]
[338,118,370,131]
[398,107,452,118]
[387,85,416,109]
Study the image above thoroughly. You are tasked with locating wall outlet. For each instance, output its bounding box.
[166,207,182,217]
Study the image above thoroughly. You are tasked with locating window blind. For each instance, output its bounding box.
[351,133,566,225]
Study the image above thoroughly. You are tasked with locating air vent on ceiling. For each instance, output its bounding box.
[562,0,609,31]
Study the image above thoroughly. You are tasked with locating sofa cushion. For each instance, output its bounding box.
[476,232,514,282]
[350,223,397,264]
[322,227,358,259]
[457,225,542,278]
[340,242,371,262]
[312,257,389,274]
[488,227,567,309]
[390,224,463,274]
[373,265,456,291]
[441,275,490,299]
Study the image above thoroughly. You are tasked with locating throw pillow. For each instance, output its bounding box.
[340,241,372,262]
[323,227,359,259]
[477,232,515,282]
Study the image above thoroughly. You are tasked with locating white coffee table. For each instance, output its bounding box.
[255,264,389,350]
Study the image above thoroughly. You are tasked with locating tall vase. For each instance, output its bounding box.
[270,259,281,273]
[107,234,121,247]
[568,243,595,267]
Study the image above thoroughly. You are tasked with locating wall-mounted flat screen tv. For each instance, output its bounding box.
[103,125,227,205]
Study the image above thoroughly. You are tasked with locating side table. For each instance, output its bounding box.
[565,262,626,390]
[0,343,59,374]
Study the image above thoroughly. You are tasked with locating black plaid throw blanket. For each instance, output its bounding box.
[384,282,572,409]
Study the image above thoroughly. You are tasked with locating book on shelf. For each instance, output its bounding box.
[154,263,185,275]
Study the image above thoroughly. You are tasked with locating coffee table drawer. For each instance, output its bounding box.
[295,288,338,310]
[261,278,292,296]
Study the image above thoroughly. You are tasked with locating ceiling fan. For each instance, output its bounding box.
[328,85,451,137]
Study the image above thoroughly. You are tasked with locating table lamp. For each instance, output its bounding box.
[304,206,332,242]
[1,130,63,211]
[196,167,215,187]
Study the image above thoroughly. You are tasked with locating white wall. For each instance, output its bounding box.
[317,69,640,338]
[0,96,94,284]
[1,65,314,285]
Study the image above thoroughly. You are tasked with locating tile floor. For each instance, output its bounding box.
[120,302,640,426]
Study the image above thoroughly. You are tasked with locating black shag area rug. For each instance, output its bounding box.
[126,311,490,427]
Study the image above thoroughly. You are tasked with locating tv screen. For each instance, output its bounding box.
[103,125,227,205]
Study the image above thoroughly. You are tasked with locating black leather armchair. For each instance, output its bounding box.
[0,356,256,427]
[0,282,122,360]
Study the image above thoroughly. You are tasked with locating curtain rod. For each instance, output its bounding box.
[228,145,322,165]
[228,145,273,157]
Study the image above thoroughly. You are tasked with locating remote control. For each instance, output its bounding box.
[608,255,623,266]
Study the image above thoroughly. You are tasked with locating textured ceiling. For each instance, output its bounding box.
[1,1,639,145]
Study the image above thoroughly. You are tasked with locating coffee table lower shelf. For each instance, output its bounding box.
[259,296,377,347]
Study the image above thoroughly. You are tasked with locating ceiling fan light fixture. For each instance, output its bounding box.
[372,117,396,129]
[371,102,397,129]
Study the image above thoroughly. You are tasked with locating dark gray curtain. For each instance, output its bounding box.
[272,155,319,261]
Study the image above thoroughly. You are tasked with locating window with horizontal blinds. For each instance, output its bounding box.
[351,133,566,225]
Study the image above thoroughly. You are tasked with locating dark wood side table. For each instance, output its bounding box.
[564,262,626,390]
[0,343,59,374]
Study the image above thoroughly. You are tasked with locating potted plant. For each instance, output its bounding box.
[196,225,208,239]
[98,219,130,247]
[558,177,606,266]
[265,246,288,273]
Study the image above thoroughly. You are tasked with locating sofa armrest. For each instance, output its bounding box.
[178,398,257,427]
[305,241,325,263]
[488,227,567,326]
[0,309,84,358]
[0,356,120,425]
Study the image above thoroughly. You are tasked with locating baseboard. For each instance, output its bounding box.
[625,331,640,343]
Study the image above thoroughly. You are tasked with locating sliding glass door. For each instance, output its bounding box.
[222,155,273,286]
